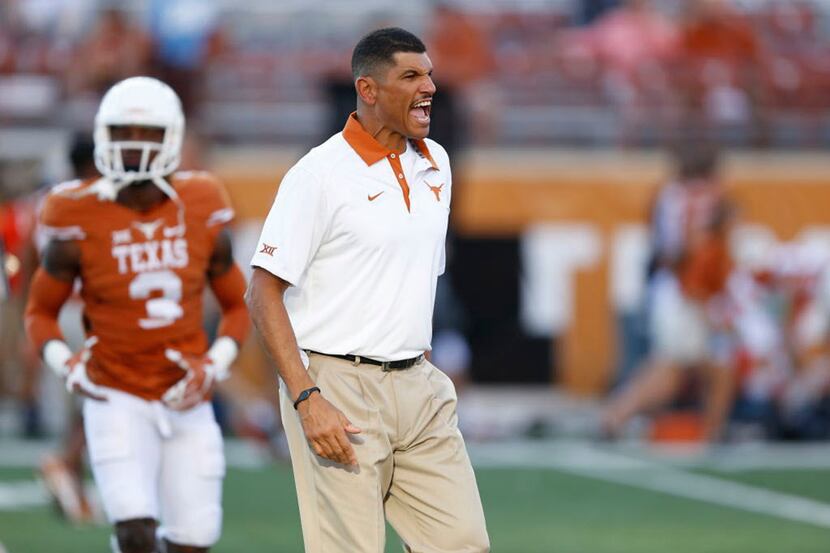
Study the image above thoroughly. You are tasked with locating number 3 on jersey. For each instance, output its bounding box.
[129,270,184,329]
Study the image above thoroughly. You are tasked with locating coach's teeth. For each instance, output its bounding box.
[411,99,432,119]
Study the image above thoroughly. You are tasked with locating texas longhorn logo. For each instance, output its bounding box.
[133,219,163,241]
[259,243,277,256]
[426,181,444,202]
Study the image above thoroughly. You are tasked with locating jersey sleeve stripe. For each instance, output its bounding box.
[207,208,234,227]
[39,224,86,241]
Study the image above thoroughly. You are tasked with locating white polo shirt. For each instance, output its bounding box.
[251,113,451,361]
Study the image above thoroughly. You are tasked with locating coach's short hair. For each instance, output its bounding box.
[351,27,426,80]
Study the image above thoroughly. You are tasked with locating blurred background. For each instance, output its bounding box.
[2,0,830,551]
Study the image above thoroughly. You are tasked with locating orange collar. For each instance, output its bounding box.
[342,112,438,170]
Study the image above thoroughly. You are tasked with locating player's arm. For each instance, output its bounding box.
[24,239,79,367]
[247,267,360,466]
[206,229,249,367]
[25,239,106,400]
[162,229,249,410]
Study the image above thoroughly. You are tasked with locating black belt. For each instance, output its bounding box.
[307,351,423,371]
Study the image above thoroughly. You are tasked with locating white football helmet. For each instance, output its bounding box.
[93,76,185,186]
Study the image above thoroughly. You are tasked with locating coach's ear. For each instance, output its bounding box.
[355,75,377,106]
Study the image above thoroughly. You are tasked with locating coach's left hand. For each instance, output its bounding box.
[298,393,362,466]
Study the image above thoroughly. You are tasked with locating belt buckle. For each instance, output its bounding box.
[381,361,393,372]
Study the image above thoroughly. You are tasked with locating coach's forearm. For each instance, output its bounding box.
[246,268,315,400]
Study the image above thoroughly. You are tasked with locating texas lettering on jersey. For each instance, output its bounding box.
[111,236,189,274]
[38,172,234,400]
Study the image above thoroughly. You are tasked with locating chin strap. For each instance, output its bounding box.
[151,175,187,236]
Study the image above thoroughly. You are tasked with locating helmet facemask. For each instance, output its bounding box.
[94,124,182,184]
[92,77,185,198]
[83,77,188,235]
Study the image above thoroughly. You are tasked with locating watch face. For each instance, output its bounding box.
[294,387,319,409]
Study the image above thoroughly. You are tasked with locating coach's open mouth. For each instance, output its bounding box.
[410,98,432,125]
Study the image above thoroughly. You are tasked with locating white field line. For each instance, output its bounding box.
[0,480,48,510]
[2,438,830,470]
[0,479,104,516]
[0,438,273,470]
[470,441,830,529]
[4,439,830,527]
[623,442,830,472]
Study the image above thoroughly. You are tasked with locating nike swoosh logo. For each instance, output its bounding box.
[368,192,384,201]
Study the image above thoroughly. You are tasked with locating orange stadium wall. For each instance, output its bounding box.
[211,148,830,396]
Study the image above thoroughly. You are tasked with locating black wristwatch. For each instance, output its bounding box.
[293,386,321,410]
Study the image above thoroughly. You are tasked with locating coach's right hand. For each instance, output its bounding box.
[298,393,361,466]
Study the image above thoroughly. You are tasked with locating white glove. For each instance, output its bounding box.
[44,337,108,401]
[162,337,237,411]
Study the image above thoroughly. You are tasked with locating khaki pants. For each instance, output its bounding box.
[280,353,489,553]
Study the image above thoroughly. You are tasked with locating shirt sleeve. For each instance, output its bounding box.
[188,172,235,240]
[438,157,452,276]
[202,175,235,230]
[37,183,87,245]
[250,166,328,287]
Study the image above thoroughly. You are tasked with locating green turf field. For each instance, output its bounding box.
[2,461,830,553]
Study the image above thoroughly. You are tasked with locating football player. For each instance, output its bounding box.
[737,242,830,438]
[24,76,249,553]
[602,145,736,441]
[38,135,99,525]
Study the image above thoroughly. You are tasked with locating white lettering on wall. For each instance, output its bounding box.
[520,224,602,336]
[519,223,830,335]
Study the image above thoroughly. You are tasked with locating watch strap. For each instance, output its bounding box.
[293,386,321,410]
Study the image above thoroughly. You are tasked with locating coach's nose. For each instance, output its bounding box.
[421,75,436,96]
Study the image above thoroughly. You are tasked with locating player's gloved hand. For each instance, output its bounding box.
[162,349,217,411]
[59,337,108,401]
[162,337,238,411]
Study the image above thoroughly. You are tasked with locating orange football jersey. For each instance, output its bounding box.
[677,183,732,300]
[39,172,234,400]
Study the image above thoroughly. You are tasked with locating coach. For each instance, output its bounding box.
[247,27,489,553]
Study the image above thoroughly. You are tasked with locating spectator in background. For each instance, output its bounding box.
[732,244,830,440]
[147,0,227,115]
[677,0,763,140]
[426,2,493,149]
[0,1,21,74]
[579,0,621,25]
[0,0,58,75]
[602,145,736,442]
[0,160,41,438]
[427,2,493,92]
[572,0,680,144]
[65,7,152,96]
[681,0,760,72]
[583,0,678,80]
[423,4,481,397]
[757,1,826,144]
